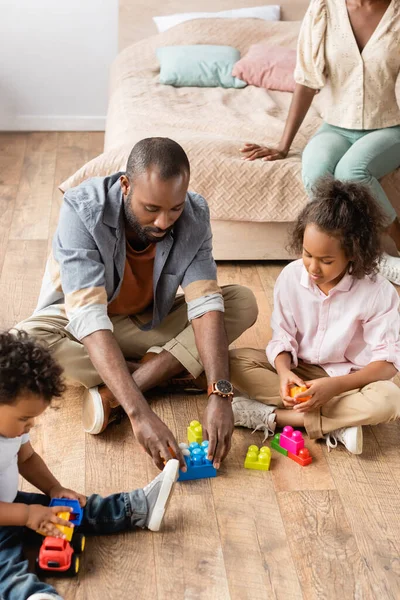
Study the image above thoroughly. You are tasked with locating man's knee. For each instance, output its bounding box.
[14,319,58,348]
[363,380,400,422]
[223,285,258,330]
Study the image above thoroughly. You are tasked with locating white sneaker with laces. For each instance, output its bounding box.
[232,396,277,441]
[378,253,400,285]
[144,459,179,532]
[325,426,363,454]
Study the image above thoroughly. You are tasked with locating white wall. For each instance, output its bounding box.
[0,0,118,131]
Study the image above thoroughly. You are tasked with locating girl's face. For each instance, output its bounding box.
[302,224,351,293]
[0,393,48,438]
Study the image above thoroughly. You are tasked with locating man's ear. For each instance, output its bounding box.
[120,175,131,197]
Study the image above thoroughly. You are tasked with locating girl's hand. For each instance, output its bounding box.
[240,143,288,162]
[293,378,339,413]
[279,370,307,407]
[49,485,87,508]
[26,504,73,537]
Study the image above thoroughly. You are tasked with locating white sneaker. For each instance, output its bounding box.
[232,396,277,441]
[27,594,63,600]
[144,459,179,532]
[378,253,400,285]
[326,426,363,454]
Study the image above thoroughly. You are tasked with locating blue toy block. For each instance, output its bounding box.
[178,441,217,481]
[49,498,83,526]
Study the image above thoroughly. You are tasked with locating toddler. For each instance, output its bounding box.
[0,331,179,600]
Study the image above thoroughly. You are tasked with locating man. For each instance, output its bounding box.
[17,138,258,471]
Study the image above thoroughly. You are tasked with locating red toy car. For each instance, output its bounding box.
[36,536,80,577]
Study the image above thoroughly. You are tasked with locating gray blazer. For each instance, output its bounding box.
[34,172,223,341]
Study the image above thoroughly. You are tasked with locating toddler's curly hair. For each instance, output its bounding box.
[289,177,386,278]
[0,330,65,404]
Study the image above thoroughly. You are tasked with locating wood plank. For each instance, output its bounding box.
[324,427,400,598]
[278,490,372,599]
[0,134,27,275]
[9,134,58,240]
[0,240,48,329]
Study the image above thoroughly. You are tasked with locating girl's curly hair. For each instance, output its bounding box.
[0,330,65,404]
[289,177,386,278]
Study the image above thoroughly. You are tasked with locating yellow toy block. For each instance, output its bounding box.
[37,511,73,540]
[187,420,202,444]
[244,445,271,471]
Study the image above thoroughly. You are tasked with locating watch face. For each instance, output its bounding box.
[216,380,233,394]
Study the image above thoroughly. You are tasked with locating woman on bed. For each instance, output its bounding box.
[241,0,400,284]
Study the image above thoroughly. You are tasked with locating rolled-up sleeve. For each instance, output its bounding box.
[266,273,299,368]
[54,197,113,341]
[181,225,224,321]
[294,0,327,90]
[362,284,400,371]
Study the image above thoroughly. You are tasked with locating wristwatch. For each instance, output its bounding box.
[207,379,234,399]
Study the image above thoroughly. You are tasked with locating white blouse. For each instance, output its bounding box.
[294,0,400,130]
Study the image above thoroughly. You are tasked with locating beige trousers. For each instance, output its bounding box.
[229,348,400,439]
[15,285,258,389]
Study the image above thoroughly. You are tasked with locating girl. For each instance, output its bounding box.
[240,0,400,285]
[230,178,400,454]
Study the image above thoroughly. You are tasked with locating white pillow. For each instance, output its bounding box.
[153,6,281,33]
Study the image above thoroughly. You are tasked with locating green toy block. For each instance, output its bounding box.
[271,434,288,456]
[187,420,202,444]
[244,445,271,471]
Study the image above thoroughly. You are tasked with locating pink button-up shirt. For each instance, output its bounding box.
[266,260,400,376]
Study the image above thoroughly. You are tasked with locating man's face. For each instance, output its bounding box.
[120,167,189,245]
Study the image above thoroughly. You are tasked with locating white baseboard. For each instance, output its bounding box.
[0,115,106,131]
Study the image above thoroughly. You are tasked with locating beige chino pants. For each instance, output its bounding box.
[230,348,400,439]
[16,285,258,389]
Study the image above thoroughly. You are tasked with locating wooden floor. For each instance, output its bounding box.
[1,132,400,600]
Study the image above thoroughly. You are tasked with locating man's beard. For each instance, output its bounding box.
[124,198,173,245]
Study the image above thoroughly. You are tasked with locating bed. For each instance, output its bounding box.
[60,18,400,260]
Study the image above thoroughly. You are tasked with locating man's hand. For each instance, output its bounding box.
[279,369,307,407]
[131,408,186,471]
[26,504,73,537]
[240,143,288,162]
[202,396,234,469]
[292,377,339,413]
[48,485,87,508]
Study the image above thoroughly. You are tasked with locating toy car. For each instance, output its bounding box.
[36,498,85,577]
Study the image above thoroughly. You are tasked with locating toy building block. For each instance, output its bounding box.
[289,385,311,403]
[270,433,288,456]
[288,448,313,467]
[178,441,217,481]
[49,498,83,527]
[279,426,305,455]
[244,445,271,471]
[187,420,203,444]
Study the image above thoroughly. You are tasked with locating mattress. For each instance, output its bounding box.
[60,18,400,224]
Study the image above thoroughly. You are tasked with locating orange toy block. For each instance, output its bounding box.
[288,448,313,466]
[289,385,311,402]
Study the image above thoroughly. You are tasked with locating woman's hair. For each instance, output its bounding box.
[0,330,65,405]
[289,176,386,278]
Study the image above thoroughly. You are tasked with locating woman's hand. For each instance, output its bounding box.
[279,370,307,407]
[293,378,340,413]
[240,143,288,162]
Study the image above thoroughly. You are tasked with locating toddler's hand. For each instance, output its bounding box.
[49,485,87,508]
[279,370,307,407]
[293,377,339,413]
[26,504,73,537]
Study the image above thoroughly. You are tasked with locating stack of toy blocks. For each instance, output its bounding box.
[244,445,271,471]
[271,426,312,466]
[178,441,217,481]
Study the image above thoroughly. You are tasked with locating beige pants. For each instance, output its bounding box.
[230,348,400,439]
[15,285,257,389]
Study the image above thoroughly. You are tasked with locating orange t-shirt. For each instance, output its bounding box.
[108,240,156,316]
